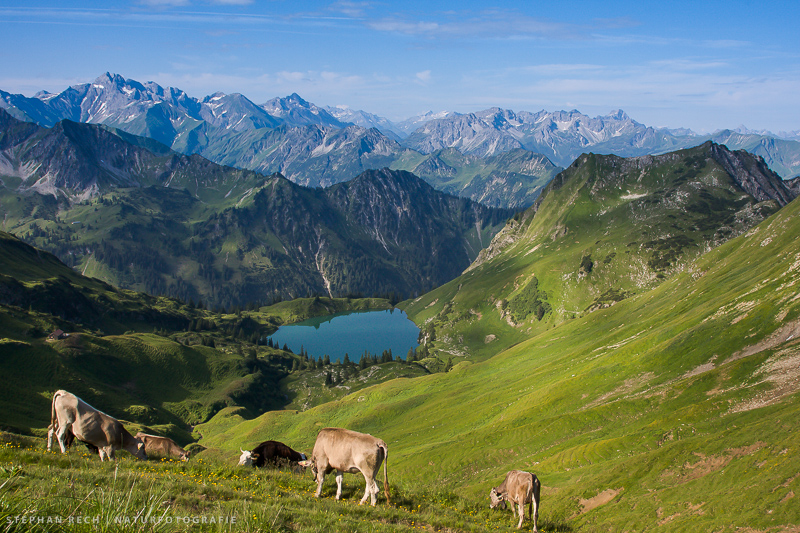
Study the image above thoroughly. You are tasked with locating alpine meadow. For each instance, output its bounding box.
[1,65,800,533]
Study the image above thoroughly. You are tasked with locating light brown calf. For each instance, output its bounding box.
[489,470,541,530]
[135,433,190,461]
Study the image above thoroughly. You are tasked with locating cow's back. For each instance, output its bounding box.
[314,428,385,471]
[54,391,111,445]
[506,470,536,502]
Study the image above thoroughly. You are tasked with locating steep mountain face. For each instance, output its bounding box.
[0,110,510,308]
[0,109,265,204]
[709,130,800,179]
[324,106,405,141]
[394,110,460,135]
[391,148,562,209]
[202,124,406,188]
[404,141,796,362]
[196,169,510,304]
[200,92,282,131]
[260,93,347,128]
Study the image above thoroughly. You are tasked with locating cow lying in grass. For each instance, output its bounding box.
[489,470,541,531]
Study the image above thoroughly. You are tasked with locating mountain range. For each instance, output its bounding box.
[2,73,799,211]
[0,109,509,309]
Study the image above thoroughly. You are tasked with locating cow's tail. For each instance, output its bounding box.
[380,442,390,504]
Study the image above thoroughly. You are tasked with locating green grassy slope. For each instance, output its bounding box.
[401,142,789,364]
[196,188,800,531]
[0,331,287,443]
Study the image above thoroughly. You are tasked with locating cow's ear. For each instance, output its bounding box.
[252,453,260,459]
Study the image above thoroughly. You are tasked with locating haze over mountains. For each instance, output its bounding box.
[2,73,799,211]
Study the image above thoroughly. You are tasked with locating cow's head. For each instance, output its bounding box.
[489,488,507,510]
[297,458,314,472]
[238,449,253,466]
[132,439,148,461]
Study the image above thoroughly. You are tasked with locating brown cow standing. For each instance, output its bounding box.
[298,428,389,506]
[135,433,191,461]
[489,470,541,531]
[47,390,146,461]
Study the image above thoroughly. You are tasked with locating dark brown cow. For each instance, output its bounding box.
[237,440,306,467]
[135,433,190,461]
[298,428,389,506]
[47,390,146,461]
[489,470,541,531]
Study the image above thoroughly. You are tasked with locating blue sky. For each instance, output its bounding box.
[1,0,798,133]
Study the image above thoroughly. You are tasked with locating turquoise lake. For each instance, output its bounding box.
[267,309,420,362]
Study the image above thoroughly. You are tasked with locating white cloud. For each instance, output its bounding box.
[328,1,372,18]
[416,70,431,83]
[136,0,190,7]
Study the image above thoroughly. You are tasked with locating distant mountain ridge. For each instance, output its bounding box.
[2,72,798,210]
[404,107,800,178]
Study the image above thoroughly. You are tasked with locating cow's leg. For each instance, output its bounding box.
[335,471,344,500]
[531,495,539,532]
[314,470,325,498]
[359,474,372,505]
[100,446,115,462]
[56,425,71,454]
[370,477,380,506]
[516,499,525,529]
[47,425,55,451]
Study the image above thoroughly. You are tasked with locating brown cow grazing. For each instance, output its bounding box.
[52,426,101,455]
[238,440,306,467]
[298,428,389,506]
[135,433,190,461]
[47,390,146,461]
[489,470,541,531]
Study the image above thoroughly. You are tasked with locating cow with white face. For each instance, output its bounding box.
[489,470,541,531]
[298,428,389,506]
[47,390,147,461]
[238,440,306,468]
